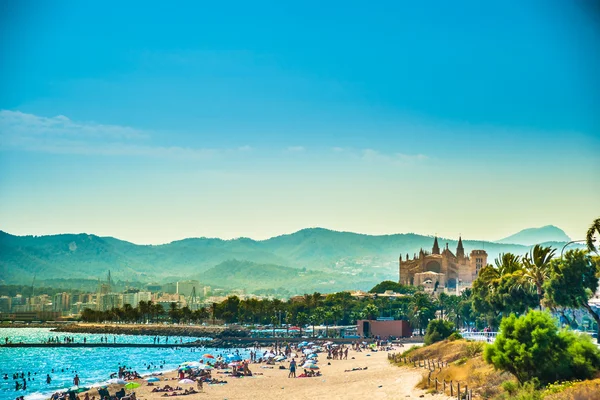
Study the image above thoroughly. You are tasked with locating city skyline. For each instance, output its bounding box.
[1,1,599,244]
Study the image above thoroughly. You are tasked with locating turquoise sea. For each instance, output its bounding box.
[0,328,250,400]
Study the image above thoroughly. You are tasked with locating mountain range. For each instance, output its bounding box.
[0,226,580,294]
[496,225,571,246]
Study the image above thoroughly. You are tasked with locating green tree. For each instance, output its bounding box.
[545,249,600,338]
[363,303,379,320]
[409,293,435,335]
[484,311,600,386]
[296,312,309,335]
[587,217,600,254]
[522,245,555,308]
[168,302,181,323]
[369,281,417,294]
[424,319,455,345]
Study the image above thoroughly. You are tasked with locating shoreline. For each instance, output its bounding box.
[40,343,451,400]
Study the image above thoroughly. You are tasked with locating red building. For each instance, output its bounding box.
[357,319,412,338]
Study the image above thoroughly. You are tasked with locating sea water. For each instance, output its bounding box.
[0,328,250,400]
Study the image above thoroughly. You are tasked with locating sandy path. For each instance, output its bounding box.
[123,345,450,400]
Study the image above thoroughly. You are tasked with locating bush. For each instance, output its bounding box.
[448,332,462,341]
[484,311,600,387]
[501,381,518,396]
[465,341,485,357]
[424,319,456,345]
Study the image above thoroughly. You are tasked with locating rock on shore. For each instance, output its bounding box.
[51,323,249,339]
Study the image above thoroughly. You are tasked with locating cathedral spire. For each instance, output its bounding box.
[432,236,440,254]
[457,236,465,258]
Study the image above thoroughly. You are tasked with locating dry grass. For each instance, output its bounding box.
[394,339,514,399]
[543,379,600,400]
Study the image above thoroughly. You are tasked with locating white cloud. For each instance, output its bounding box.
[332,147,345,152]
[0,110,147,140]
[0,110,243,159]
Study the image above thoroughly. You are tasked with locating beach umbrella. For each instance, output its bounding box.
[202,354,215,359]
[198,364,213,370]
[178,366,191,371]
[274,355,286,361]
[106,378,126,385]
[305,364,319,370]
[307,353,318,359]
[263,352,275,358]
[187,361,201,368]
[303,359,316,364]
[179,379,195,385]
[145,377,160,382]
[70,386,90,393]
[124,382,141,390]
[303,349,314,354]
[228,362,242,367]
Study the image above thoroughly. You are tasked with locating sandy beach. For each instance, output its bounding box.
[83,344,451,400]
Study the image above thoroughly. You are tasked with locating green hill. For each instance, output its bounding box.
[200,259,380,293]
[0,227,582,291]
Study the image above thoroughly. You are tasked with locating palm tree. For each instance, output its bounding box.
[363,303,379,320]
[296,312,309,336]
[311,307,326,337]
[522,244,556,308]
[437,292,449,320]
[409,293,433,335]
[586,217,600,254]
[324,311,334,337]
[331,306,343,326]
[494,253,523,275]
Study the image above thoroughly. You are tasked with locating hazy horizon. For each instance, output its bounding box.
[0,223,575,247]
[1,1,598,245]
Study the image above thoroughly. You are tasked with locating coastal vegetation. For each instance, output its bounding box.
[484,311,600,385]
[391,219,600,399]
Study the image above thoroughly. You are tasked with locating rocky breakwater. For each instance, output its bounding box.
[52,323,249,339]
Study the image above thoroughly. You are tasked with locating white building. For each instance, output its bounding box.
[176,280,201,298]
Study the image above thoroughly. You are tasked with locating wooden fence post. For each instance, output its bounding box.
[450,381,453,396]
[457,382,461,400]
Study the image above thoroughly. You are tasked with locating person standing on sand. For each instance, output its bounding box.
[73,375,80,386]
[288,359,296,378]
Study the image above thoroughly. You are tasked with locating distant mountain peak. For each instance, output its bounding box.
[496,225,571,246]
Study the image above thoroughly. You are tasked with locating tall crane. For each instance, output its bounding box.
[29,275,36,308]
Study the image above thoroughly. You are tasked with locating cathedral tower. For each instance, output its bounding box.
[456,236,465,259]
[432,236,440,255]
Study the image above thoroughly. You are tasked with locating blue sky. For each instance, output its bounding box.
[0,0,598,244]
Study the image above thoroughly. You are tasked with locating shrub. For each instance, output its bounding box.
[484,311,600,386]
[501,380,518,396]
[454,356,468,366]
[424,319,455,345]
[465,341,485,357]
[448,332,462,341]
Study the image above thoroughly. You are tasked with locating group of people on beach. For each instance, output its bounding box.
[47,336,78,344]
[9,337,398,400]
